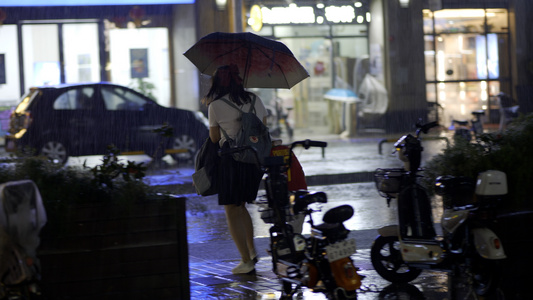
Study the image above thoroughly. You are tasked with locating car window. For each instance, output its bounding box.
[53,87,95,110]
[101,86,148,111]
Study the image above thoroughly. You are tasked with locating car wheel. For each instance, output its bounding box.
[170,134,197,163]
[40,140,69,165]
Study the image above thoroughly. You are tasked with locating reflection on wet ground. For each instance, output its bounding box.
[187,182,452,299]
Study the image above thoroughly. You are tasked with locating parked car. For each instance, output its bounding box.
[5,82,209,165]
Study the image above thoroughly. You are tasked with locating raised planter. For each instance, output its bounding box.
[37,195,189,300]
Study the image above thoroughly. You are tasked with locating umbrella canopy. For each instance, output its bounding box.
[324,88,359,102]
[184,32,309,89]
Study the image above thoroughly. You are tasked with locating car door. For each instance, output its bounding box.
[99,85,159,156]
[49,86,107,156]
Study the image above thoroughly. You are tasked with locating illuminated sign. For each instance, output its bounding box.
[260,3,362,25]
[0,0,194,6]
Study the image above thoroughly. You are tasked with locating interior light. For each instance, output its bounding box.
[399,0,409,8]
[356,15,364,23]
[366,12,371,22]
[354,2,362,7]
[434,9,485,18]
[215,0,227,11]
[317,16,324,24]
[439,91,446,101]
[316,3,324,9]
[437,51,445,81]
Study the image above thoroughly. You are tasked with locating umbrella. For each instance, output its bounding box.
[183,32,309,89]
[323,88,359,103]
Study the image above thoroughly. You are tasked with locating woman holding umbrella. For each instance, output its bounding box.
[203,64,268,274]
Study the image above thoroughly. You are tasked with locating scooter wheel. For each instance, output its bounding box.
[370,235,422,283]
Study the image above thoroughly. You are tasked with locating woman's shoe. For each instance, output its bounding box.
[250,250,258,264]
[232,260,255,274]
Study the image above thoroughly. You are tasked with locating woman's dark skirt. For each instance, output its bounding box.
[218,143,263,206]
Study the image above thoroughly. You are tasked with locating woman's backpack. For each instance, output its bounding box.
[220,96,272,165]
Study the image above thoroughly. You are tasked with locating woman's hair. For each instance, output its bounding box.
[203,64,253,106]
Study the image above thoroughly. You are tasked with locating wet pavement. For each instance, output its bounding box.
[186,182,452,300]
[180,128,455,299]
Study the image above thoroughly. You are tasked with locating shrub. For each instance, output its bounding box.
[421,113,533,211]
[0,146,155,206]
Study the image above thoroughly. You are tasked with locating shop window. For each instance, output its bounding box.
[0,24,21,104]
[437,81,499,125]
[424,35,435,81]
[332,25,368,36]
[423,9,434,34]
[22,24,60,87]
[108,27,170,107]
[486,9,508,32]
[434,9,485,33]
[274,25,330,38]
[435,33,489,81]
[63,23,100,83]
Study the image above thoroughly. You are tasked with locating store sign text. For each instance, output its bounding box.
[261,4,360,24]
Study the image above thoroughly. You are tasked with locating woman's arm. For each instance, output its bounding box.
[209,126,221,144]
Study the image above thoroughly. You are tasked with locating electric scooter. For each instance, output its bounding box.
[220,140,363,300]
[371,121,506,297]
[450,110,485,142]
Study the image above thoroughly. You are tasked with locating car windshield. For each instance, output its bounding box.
[15,89,39,114]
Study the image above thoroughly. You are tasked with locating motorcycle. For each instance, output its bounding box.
[0,180,47,299]
[371,121,506,297]
[220,140,363,300]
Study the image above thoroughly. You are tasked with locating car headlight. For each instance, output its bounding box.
[194,111,209,128]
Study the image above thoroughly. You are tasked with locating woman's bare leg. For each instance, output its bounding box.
[225,204,253,262]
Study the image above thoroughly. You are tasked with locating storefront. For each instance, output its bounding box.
[0,1,196,111]
[423,6,511,126]
[243,0,373,135]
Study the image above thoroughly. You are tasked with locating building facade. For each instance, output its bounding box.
[1,0,532,136]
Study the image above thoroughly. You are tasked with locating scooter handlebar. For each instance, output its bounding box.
[290,139,327,150]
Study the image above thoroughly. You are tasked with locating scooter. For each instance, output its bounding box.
[450,110,485,142]
[0,180,47,299]
[371,121,506,297]
[266,97,294,142]
[220,140,363,300]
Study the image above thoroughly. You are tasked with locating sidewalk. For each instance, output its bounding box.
[145,126,449,191]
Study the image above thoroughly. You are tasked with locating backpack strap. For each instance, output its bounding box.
[247,95,257,114]
[218,95,257,142]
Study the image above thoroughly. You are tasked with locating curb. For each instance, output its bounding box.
[257,171,375,190]
[305,171,374,186]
